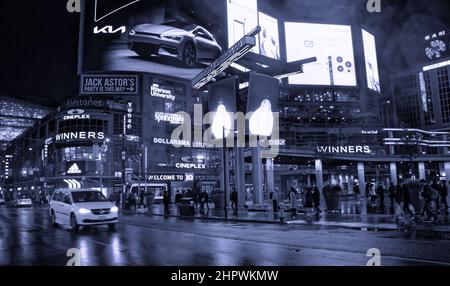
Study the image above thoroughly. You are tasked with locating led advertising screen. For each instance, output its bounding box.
[258,12,280,60]
[285,22,357,87]
[362,29,381,92]
[79,0,227,79]
[424,28,450,60]
[226,0,259,54]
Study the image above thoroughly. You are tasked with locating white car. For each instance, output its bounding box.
[49,189,119,231]
[12,196,32,207]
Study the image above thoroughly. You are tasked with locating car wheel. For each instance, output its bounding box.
[182,42,196,68]
[51,211,57,227]
[70,214,79,231]
[108,224,116,230]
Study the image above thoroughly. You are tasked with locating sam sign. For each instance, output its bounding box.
[81,75,139,95]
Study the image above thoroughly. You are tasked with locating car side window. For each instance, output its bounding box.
[56,192,64,202]
[63,194,72,205]
[51,192,59,202]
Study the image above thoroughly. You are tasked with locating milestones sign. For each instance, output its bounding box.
[81,75,139,95]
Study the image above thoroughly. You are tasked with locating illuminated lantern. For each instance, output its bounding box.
[212,103,232,139]
[249,99,273,136]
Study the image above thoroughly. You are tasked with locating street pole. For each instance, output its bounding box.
[144,145,148,194]
[223,127,228,219]
[122,115,127,210]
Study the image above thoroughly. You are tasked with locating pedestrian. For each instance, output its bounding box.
[304,187,313,215]
[420,180,438,221]
[163,190,170,216]
[441,181,449,215]
[200,189,210,212]
[369,183,377,207]
[432,180,441,214]
[139,191,146,209]
[230,189,238,215]
[388,183,396,212]
[376,183,385,211]
[403,183,414,217]
[269,188,279,214]
[312,186,321,216]
[289,186,298,219]
[353,183,360,200]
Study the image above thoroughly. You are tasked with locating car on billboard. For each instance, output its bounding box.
[49,189,119,231]
[128,20,222,68]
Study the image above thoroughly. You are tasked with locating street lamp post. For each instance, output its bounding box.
[223,126,228,220]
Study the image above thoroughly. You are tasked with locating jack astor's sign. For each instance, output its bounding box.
[317,145,371,154]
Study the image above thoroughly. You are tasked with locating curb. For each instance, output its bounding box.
[122,211,450,234]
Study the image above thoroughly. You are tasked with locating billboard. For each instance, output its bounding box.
[362,29,381,92]
[424,29,450,60]
[258,12,280,60]
[226,0,259,53]
[285,22,357,87]
[80,0,227,79]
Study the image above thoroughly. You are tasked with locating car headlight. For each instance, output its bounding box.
[111,206,119,213]
[129,29,136,35]
[162,35,183,41]
[79,208,90,214]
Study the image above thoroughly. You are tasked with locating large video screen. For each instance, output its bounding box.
[258,12,280,60]
[226,0,259,54]
[285,22,357,87]
[424,28,450,60]
[79,0,228,79]
[362,29,381,92]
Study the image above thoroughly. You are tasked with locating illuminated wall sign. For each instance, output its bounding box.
[361,130,379,135]
[66,161,85,176]
[55,132,105,142]
[175,163,206,170]
[150,84,176,101]
[153,137,191,146]
[80,75,139,95]
[154,112,184,124]
[63,109,90,120]
[192,34,257,90]
[317,146,371,154]
[148,174,186,182]
[126,102,133,130]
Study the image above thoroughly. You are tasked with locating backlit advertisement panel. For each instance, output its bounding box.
[362,29,381,92]
[226,0,259,54]
[258,12,280,60]
[285,22,357,87]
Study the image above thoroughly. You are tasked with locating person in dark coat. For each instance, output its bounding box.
[442,181,449,214]
[230,189,238,215]
[376,183,385,210]
[388,183,396,211]
[304,187,313,214]
[200,190,210,212]
[312,186,321,216]
[163,190,170,215]
[403,184,414,217]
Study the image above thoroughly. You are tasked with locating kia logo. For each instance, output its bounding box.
[67,109,85,115]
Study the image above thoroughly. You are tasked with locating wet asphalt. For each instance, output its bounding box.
[1,205,450,266]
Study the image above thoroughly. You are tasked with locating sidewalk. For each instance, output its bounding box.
[122,204,450,234]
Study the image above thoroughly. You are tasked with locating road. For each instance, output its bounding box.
[1,205,450,266]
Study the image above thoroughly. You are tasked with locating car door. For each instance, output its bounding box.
[51,191,64,223]
[60,192,73,225]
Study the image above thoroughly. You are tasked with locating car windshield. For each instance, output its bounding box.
[19,196,30,199]
[162,20,196,31]
[71,191,107,203]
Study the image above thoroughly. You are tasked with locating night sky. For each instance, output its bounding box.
[1,0,450,104]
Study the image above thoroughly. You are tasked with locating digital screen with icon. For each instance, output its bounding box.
[285,22,357,86]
